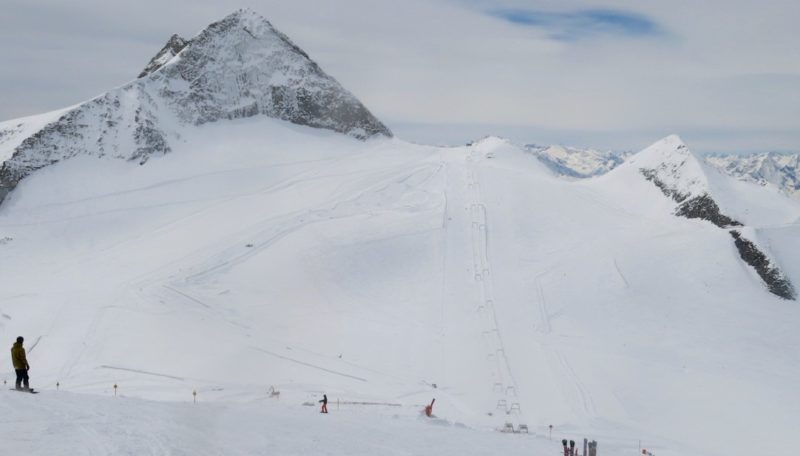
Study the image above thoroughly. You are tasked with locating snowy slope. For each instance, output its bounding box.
[0,389,560,456]
[0,9,390,203]
[1,8,800,456]
[1,118,799,456]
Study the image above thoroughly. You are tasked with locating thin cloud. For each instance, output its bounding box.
[488,8,663,40]
[1,0,798,153]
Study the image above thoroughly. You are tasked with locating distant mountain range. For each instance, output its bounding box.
[705,152,800,200]
[524,144,633,178]
[525,144,800,200]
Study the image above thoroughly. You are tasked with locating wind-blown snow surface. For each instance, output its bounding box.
[1,120,799,456]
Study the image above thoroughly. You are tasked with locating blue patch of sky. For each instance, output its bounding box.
[489,8,662,40]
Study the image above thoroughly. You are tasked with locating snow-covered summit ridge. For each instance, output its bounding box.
[138,34,188,78]
[626,134,756,228]
[468,135,513,150]
[629,134,710,202]
[0,9,391,204]
[627,135,799,226]
[467,136,553,175]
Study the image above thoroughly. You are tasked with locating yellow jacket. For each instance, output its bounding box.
[11,342,28,370]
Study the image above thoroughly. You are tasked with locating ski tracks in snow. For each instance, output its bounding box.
[549,350,597,416]
[463,151,521,416]
[533,271,598,418]
[94,158,449,390]
[534,273,552,335]
[467,149,597,422]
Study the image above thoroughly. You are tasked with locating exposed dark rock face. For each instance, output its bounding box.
[640,169,742,228]
[674,195,742,228]
[138,34,189,78]
[640,168,690,203]
[729,230,796,300]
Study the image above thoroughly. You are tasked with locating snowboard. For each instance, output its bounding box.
[9,388,38,394]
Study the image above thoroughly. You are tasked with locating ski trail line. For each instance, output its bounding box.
[249,347,368,382]
[99,365,186,381]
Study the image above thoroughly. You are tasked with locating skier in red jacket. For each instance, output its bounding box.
[319,394,328,413]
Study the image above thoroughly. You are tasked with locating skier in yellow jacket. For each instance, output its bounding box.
[11,336,30,390]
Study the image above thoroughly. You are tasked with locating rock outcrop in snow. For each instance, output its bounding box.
[729,230,796,300]
[0,8,391,204]
[633,135,742,228]
[673,194,742,228]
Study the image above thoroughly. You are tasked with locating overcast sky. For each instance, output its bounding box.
[1,0,798,153]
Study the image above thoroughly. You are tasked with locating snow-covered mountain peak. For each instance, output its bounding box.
[190,8,293,52]
[226,7,265,23]
[0,9,391,204]
[630,134,691,168]
[625,135,800,228]
[630,134,708,202]
[615,135,751,229]
[142,9,392,136]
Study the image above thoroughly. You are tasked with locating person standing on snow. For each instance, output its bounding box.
[319,394,328,413]
[11,336,30,390]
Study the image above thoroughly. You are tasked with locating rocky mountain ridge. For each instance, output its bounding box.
[138,34,188,78]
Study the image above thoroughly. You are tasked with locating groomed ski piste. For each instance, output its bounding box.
[1,117,799,456]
